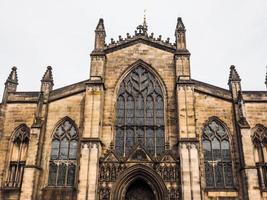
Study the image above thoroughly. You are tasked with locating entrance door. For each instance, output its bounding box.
[125,179,155,200]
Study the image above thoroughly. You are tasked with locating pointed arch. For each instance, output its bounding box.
[5,124,30,188]
[50,116,79,138]
[48,116,79,187]
[114,60,166,157]
[111,164,168,200]
[252,124,267,146]
[114,60,167,98]
[202,117,234,189]
[11,124,30,143]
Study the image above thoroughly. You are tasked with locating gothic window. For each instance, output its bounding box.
[252,124,267,189]
[48,118,78,187]
[5,124,30,188]
[202,119,234,188]
[115,65,165,157]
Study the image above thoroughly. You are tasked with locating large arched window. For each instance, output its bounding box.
[48,118,78,187]
[5,124,29,188]
[202,118,234,188]
[115,65,165,157]
[252,124,267,189]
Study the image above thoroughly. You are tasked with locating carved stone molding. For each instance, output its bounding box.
[81,137,103,149]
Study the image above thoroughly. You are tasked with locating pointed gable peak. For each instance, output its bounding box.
[96,18,105,32]
[229,65,241,82]
[176,17,185,32]
[42,66,53,84]
[6,66,18,85]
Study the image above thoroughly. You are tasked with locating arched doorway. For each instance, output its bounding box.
[111,164,168,200]
[125,179,155,200]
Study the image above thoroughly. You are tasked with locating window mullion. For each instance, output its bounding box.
[220,139,226,188]
[211,138,216,188]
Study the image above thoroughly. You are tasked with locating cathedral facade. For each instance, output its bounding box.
[0,17,267,200]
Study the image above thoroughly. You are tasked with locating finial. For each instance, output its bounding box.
[176,17,185,32]
[228,65,241,83]
[95,18,105,32]
[42,66,54,85]
[143,9,148,32]
[6,66,18,85]
[265,65,267,89]
[136,11,148,36]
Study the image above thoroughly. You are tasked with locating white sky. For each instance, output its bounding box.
[0,0,267,100]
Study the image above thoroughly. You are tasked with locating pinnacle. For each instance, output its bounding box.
[265,66,267,87]
[6,66,18,84]
[176,17,185,32]
[96,18,105,32]
[229,65,241,82]
[42,66,53,84]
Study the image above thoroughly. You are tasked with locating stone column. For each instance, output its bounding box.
[87,142,100,200]
[77,142,90,200]
[241,128,261,200]
[20,127,42,200]
[77,79,104,200]
[177,83,201,200]
[180,143,191,200]
[190,143,201,200]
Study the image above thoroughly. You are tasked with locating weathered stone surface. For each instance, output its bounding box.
[0,18,267,200]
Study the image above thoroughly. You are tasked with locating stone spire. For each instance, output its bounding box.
[175,17,186,50]
[2,67,18,103]
[265,66,267,89]
[94,18,106,51]
[228,65,242,99]
[143,10,148,34]
[6,66,18,86]
[41,66,53,84]
[41,66,53,95]
[228,65,241,83]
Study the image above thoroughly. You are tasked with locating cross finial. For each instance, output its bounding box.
[143,9,147,29]
[136,10,148,35]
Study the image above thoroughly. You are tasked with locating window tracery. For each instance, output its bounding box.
[5,124,30,188]
[48,118,78,187]
[202,119,234,188]
[252,124,267,189]
[115,65,165,157]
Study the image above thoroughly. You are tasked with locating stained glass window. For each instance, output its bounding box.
[48,118,78,187]
[203,119,234,188]
[115,65,165,157]
[5,124,30,188]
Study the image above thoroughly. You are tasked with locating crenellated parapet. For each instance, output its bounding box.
[105,31,176,52]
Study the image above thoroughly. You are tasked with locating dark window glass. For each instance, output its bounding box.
[203,140,212,160]
[69,140,78,160]
[48,119,78,187]
[58,163,67,186]
[204,162,214,187]
[48,162,57,186]
[115,66,165,157]
[51,140,60,160]
[67,164,76,186]
[203,119,234,189]
[59,137,69,160]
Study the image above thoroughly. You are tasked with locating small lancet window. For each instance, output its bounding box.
[5,124,30,188]
[115,65,165,157]
[202,119,234,189]
[48,118,78,187]
[252,124,267,189]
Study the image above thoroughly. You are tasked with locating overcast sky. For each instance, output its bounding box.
[0,0,267,99]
